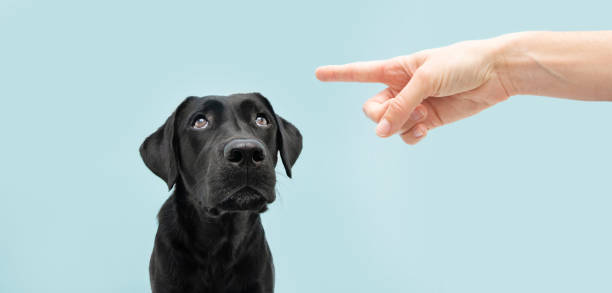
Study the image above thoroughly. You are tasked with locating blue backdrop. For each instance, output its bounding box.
[1,1,611,292]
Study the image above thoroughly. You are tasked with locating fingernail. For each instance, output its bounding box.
[409,109,424,121]
[413,127,424,138]
[376,119,391,136]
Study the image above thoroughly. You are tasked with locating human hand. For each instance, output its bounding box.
[316,38,513,144]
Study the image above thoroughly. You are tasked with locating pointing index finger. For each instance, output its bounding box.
[315,60,389,83]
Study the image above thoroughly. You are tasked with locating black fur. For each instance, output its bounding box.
[140,93,302,293]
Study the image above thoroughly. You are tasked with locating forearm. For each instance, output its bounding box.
[494,31,612,101]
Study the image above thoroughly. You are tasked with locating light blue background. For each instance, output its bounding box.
[1,1,611,292]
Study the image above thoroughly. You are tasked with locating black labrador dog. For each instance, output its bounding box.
[140,93,302,293]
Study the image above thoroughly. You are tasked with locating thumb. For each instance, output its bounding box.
[376,70,433,137]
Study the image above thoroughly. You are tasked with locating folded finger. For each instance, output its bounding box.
[396,104,428,133]
[400,123,428,145]
[377,70,433,137]
[362,87,395,122]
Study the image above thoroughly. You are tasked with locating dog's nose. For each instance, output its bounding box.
[223,139,266,166]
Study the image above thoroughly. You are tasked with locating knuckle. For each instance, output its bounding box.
[362,102,372,116]
[345,64,355,79]
[362,102,380,122]
[362,103,369,114]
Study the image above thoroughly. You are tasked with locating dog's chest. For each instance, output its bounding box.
[186,259,256,292]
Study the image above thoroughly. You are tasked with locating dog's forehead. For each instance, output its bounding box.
[181,93,268,114]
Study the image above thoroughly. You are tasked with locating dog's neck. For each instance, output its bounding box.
[157,183,265,263]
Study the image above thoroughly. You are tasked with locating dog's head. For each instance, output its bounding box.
[140,93,302,215]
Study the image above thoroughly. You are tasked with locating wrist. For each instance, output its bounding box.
[489,31,538,97]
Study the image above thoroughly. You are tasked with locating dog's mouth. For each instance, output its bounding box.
[216,186,268,212]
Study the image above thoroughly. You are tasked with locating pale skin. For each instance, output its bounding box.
[315,31,612,144]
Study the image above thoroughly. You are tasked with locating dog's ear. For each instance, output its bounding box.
[254,93,303,178]
[275,115,302,178]
[139,110,179,190]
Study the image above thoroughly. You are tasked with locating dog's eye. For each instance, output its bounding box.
[192,116,209,129]
[255,114,269,127]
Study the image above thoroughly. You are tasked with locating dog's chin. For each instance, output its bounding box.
[214,187,270,214]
